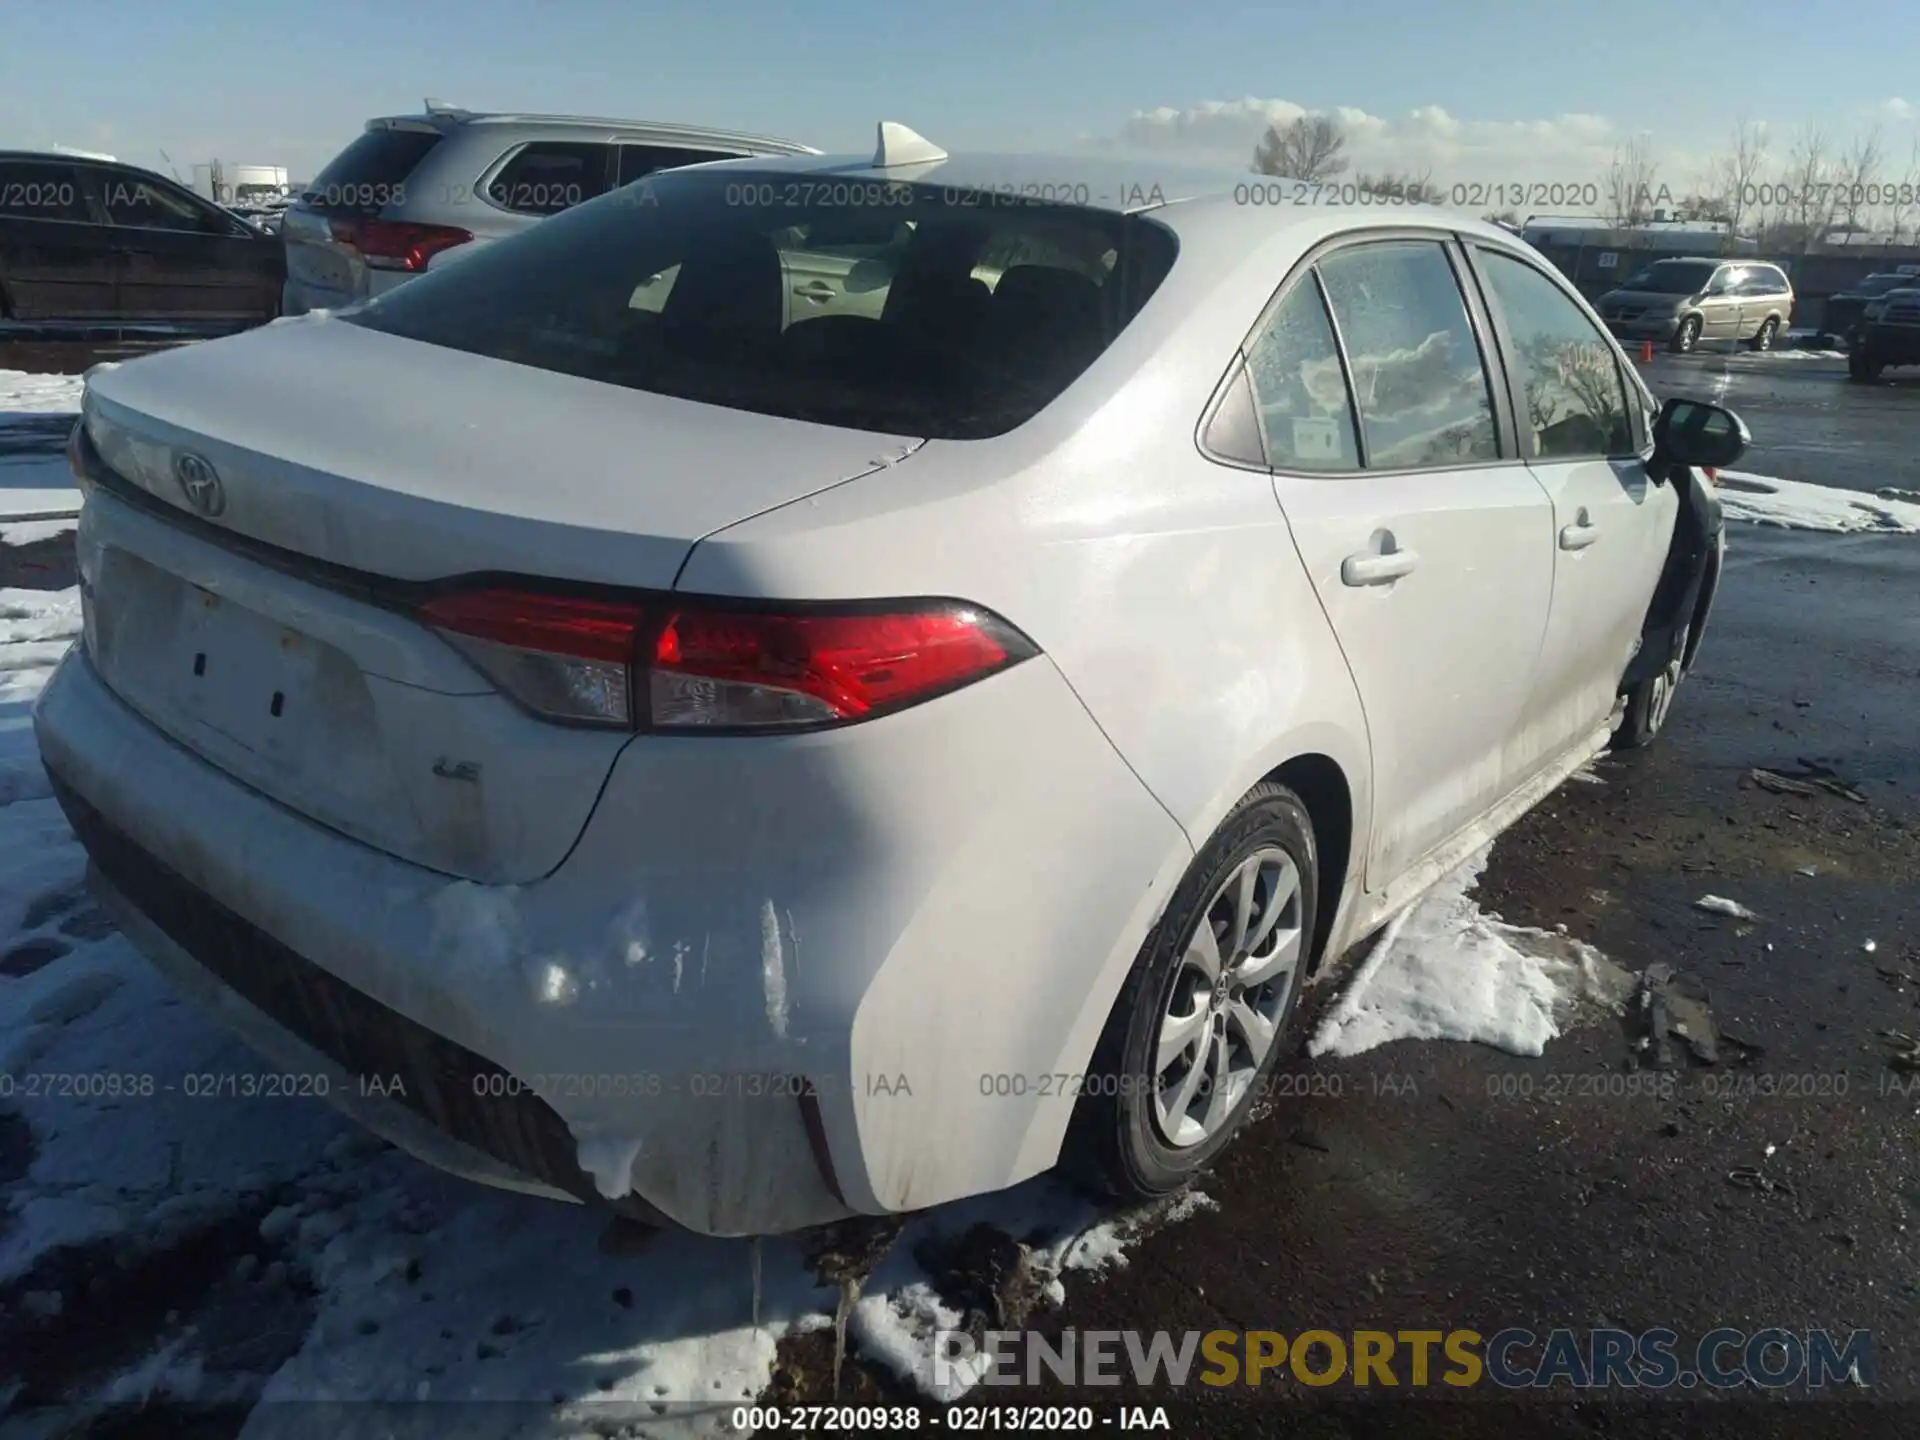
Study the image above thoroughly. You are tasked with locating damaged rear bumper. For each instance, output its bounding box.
[34,640,1187,1237]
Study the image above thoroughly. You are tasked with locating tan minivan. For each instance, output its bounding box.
[1597,257,1794,354]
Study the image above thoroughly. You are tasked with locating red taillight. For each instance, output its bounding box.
[1702,467,1718,480]
[329,216,472,273]
[650,606,1021,728]
[418,589,1036,732]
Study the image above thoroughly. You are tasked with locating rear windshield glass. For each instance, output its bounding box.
[302,128,442,213]
[1859,275,1915,296]
[1623,261,1718,295]
[339,169,1180,439]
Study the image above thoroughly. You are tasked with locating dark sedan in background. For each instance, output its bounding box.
[1,150,283,372]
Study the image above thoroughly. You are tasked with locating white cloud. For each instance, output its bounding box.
[1884,97,1915,122]
[1103,96,1684,197]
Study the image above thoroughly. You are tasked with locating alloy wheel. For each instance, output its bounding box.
[1153,847,1304,1149]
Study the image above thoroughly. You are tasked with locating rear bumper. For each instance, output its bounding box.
[35,640,1189,1235]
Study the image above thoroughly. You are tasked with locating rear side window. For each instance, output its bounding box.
[303,128,443,213]
[488,143,612,216]
[341,169,1179,439]
[1245,279,1361,472]
[1474,250,1632,461]
[1315,241,1499,469]
[0,160,92,222]
[617,145,740,186]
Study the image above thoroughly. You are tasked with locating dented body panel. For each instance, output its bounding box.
[37,639,1186,1234]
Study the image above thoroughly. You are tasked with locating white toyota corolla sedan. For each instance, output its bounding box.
[36,125,1746,1237]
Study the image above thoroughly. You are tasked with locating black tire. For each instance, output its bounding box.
[1848,351,1882,383]
[1065,782,1318,1201]
[1669,315,1701,354]
[1612,621,1690,751]
[1746,317,1778,352]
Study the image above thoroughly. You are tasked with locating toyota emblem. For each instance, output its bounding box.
[173,452,226,517]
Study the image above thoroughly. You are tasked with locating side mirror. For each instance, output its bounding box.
[1652,397,1749,471]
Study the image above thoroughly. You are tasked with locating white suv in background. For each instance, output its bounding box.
[280,103,818,314]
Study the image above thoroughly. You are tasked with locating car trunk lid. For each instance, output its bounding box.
[77,319,923,883]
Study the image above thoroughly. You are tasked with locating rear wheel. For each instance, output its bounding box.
[1670,316,1701,354]
[1067,782,1317,1200]
[1746,317,1778,351]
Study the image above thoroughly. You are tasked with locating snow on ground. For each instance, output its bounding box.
[1309,848,1634,1060]
[1713,469,1920,535]
[0,371,85,522]
[0,372,86,416]
[0,592,1216,1434]
[0,520,77,548]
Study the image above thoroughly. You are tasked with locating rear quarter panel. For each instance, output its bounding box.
[678,204,1378,1072]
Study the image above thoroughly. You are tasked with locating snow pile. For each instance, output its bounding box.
[1310,850,1633,1059]
[0,371,86,522]
[0,372,86,415]
[1712,470,1920,535]
[1,520,77,548]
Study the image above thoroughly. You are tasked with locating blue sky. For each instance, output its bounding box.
[2,0,1913,194]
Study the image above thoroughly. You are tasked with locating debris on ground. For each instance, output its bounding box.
[1695,895,1759,921]
[805,1215,907,1397]
[911,1222,1053,1334]
[1634,964,1720,1069]
[1747,764,1868,805]
[1881,1031,1920,1073]
[1727,1166,1794,1196]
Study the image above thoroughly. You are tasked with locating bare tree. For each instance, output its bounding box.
[1354,169,1443,204]
[1705,118,1769,243]
[1483,207,1521,228]
[1603,136,1660,229]
[1782,122,1839,252]
[1675,193,1733,224]
[1832,127,1885,239]
[1252,114,1350,183]
[1888,137,1920,244]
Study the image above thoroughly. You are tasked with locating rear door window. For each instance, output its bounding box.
[1244,278,1361,471]
[341,169,1178,439]
[0,160,93,222]
[488,143,613,216]
[1315,240,1500,469]
[303,127,443,213]
[617,145,741,186]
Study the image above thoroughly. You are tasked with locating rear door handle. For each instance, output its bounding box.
[1559,522,1600,551]
[794,280,836,302]
[1340,549,1419,586]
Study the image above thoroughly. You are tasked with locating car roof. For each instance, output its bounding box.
[0,149,185,186]
[704,149,1531,252]
[366,112,820,155]
[714,149,1251,212]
